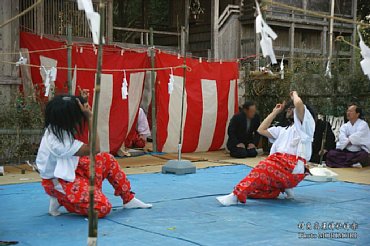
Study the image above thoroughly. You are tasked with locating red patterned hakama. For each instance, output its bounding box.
[233,153,308,203]
[42,152,135,218]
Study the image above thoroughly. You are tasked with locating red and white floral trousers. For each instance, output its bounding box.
[233,153,308,203]
[42,152,135,218]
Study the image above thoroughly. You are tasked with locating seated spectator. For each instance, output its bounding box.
[326,104,370,168]
[226,101,261,158]
[310,117,336,164]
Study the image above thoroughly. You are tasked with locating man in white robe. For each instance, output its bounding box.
[326,104,370,168]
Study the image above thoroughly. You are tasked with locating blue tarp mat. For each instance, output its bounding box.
[1,165,369,246]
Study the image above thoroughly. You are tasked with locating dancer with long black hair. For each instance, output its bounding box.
[36,90,152,217]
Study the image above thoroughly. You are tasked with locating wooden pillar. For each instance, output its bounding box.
[289,12,295,70]
[322,18,328,57]
[36,0,44,36]
[184,0,190,49]
[106,0,113,43]
[351,0,358,73]
[0,0,19,77]
[211,0,219,59]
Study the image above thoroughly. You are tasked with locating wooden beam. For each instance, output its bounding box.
[351,0,358,73]
[106,0,113,43]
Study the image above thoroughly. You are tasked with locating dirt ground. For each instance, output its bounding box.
[1,150,369,185]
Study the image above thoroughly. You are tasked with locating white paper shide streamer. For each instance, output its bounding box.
[255,0,278,64]
[121,70,128,99]
[358,30,370,80]
[40,66,57,97]
[76,0,101,45]
[325,60,332,79]
[168,68,174,94]
[280,55,284,79]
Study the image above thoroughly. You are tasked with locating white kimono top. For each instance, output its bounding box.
[336,119,370,153]
[36,128,84,182]
[267,105,316,161]
[137,108,151,137]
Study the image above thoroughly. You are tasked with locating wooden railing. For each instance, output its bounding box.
[218,4,240,30]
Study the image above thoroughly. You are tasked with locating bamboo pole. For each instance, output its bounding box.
[87,1,105,245]
[150,27,157,153]
[178,26,187,161]
[67,24,72,94]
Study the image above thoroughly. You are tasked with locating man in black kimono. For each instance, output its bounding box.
[227,101,261,158]
[310,118,336,164]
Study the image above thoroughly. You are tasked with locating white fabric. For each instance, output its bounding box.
[255,1,278,64]
[36,129,84,182]
[268,106,315,161]
[196,79,218,152]
[336,119,370,153]
[137,108,151,137]
[359,31,370,80]
[127,72,145,137]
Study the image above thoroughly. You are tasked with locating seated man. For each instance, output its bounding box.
[310,117,336,164]
[326,104,370,168]
[226,101,261,158]
[118,108,151,156]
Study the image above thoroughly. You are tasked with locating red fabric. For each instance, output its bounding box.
[155,52,239,153]
[20,32,149,154]
[41,153,134,218]
[233,153,307,203]
[125,130,146,148]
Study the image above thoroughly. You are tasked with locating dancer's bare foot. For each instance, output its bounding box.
[284,188,294,199]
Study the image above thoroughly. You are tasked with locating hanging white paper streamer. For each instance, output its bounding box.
[358,30,370,80]
[255,0,278,64]
[168,68,174,94]
[121,70,128,99]
[40,66,57,97]
[76,0,101,45]
[280,54,284,79]
[325,60,332,79]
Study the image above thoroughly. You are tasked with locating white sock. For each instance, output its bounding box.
[352,163,363,168]
[49,196,61,216]
[123,197,152,209]
[216,193,238,206]
[285,188,294,199]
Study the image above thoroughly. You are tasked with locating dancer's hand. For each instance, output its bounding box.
[76,98,92,119]
[272,101,286,115]
[78,86,90,101]
[290,91,298,100]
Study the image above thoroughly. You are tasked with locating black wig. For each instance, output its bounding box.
[45,95,87,144]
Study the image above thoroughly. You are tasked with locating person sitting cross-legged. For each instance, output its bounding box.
[36,91,152,218]
[226,101,261,158]
[326,104,370,168]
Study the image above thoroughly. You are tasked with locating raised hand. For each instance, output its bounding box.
[78,85,90,102]
[76,98,92,119]
[272,101,286,115]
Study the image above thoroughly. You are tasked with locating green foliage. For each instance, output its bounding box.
[0,93,44,164]
[242,56,370,123]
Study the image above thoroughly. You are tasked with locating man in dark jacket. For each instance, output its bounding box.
[227,101,261,158]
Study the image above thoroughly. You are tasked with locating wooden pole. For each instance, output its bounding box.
[184,0,190,48]
[150,27,157,153]
[88,1,105,245]
[178,26,187,161]
[328,0,335,67]
[211,0,219,59]
[67,24,72,95]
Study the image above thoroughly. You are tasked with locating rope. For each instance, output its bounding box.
[0,59,191,72]
[335,36,361,50]
[0,47,67,55]
[0,0,43,28]
[263,0,370,28]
